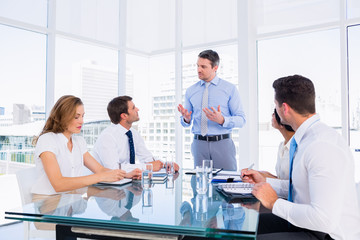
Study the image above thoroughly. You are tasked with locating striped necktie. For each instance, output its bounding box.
[200,82,211,136]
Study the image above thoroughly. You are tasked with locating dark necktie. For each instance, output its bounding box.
[288,138,297,202]
[125,130,135,164]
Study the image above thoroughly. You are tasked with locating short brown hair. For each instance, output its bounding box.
[107,96,132,124]
[198,49,220,68]
[273,75,315,115]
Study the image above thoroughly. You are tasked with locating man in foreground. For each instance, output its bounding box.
[243,75,360,239]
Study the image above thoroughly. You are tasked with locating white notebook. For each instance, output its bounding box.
[98,178,132,186]
[219,182,254,194]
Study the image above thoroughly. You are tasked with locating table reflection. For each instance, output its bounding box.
[179,175,246,231]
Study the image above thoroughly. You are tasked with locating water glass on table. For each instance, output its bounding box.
[195,166,208,194]
[142,163,153,189]
[166,174,174,189]
[203,159,213,181]
[165,159,174,176]
[195,193,208,221]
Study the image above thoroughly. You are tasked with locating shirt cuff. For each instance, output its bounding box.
[222,116,230,128]
[181,116,191,127]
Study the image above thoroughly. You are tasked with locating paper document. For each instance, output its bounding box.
[98,178,132,186]
[185,168,223,175]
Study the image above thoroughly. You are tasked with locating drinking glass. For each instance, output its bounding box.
[203,159,213,181]
[142,163,153,189]
[196,166,208,194]
[165,160,174,176]
[195,193,208,221]
[166,174,174,189]
[142,189,153,215]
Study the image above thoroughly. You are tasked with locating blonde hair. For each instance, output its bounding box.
[33,95,83,144]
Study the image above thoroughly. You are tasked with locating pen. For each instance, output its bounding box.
[242,163,254,178]
[213,168,223,176]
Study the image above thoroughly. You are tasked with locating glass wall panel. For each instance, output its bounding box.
[182,0,237,47]
[257,29,341,173]
[0,0,47,27]
[55,37,118,147]
[126,0,175,53]
[128,53,176,162]
[56,0,119,45]
[256,0,340,34]
[347,0,360,19]
[0,24,46,164]
[348,25,360,182]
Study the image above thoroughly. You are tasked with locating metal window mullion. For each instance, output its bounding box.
[237,0,258,170]
[340,0,350,144]
[45,0,56,119]
[118,0,127,96]
[175,0,183,169]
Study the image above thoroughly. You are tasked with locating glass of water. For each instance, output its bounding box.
[165,160,174,176]
[142,189,153,215]
[203,159,213,181]
[142,163,153,189]
[196,166,208,194]
[195,193,208,221]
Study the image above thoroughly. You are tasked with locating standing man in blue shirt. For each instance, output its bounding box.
[177,50,246,170]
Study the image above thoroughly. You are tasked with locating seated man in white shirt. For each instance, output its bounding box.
[92,96,178,175]
[242,75,360,240]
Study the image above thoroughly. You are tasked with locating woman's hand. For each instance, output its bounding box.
[125,168,142,180]
[98,169,126,183]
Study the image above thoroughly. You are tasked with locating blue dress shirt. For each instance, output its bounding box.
[181,76,246,135]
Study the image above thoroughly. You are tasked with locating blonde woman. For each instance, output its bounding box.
[31,95,140,195]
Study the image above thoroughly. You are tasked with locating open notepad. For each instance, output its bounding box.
[218,182,254,194]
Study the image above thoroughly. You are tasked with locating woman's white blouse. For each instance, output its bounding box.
[274,137,292,180]
[31,132,87,195]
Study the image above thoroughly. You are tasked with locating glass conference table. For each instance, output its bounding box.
[5,171,259,239]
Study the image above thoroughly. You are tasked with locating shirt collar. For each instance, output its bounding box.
[293,114,320,145]
[200,75,219,86]
[284,135,294,150]
[114,123,131,135]
[60,133,71,145]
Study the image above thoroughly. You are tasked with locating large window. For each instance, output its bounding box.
[56,0,120,45]
[0,24,46,164]
[256,0,340,34]
[55,37,118,122]
[182,0,237,47]
[0,0,47,27]
[257,29,341,173]
[55,37,118,147]
[129,53,176,163]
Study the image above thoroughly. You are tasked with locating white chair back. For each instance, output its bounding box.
[15,167,37,205]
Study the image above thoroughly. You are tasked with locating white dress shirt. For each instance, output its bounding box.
[91,124,153,172]
[267,114,360,239]
[31,132,87,195]
[274,137,292,180]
